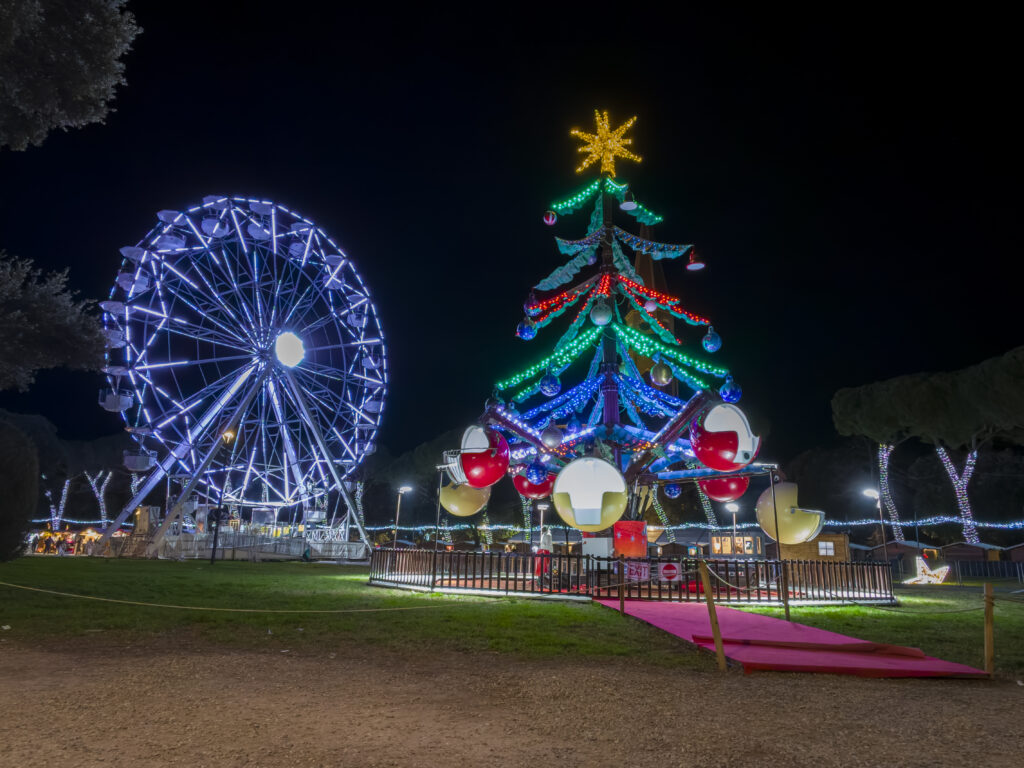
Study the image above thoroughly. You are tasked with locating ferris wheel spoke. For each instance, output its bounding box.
[181,255,259,346]
[267,374,309,505]
[163,280,258,347]
[132,353,255,371]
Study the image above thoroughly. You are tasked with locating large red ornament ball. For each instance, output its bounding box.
[513,471,556,499]
[689,403,760,472]
[460,428,510,488]
[698,475,750,502]
[543,210,558,226]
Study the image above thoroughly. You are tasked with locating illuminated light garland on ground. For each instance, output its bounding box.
[570,110,641,176]
[936,447,980,544]
[877,444,905,542]
[496,325,601,390]
[903,557,950,584]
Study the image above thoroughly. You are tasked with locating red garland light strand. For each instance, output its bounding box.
[615,276,710,326]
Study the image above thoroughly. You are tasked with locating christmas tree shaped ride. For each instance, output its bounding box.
[442,111,765,533]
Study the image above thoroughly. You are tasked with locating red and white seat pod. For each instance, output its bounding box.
[453,426,510,489]
[689,403,760,472]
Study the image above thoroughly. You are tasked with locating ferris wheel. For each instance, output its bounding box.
[96,195,387,552]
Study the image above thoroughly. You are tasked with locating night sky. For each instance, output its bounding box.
[0,6,1019,463]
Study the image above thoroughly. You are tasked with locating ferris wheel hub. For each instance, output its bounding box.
[274,331,305,368]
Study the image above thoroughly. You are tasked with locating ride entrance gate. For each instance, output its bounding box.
[369,549,895,605]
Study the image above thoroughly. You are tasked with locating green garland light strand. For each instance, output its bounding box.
[519,494,533,543]
[354,481,365,526]
[613,323,729,377]
[550,179,601,214]
[496,325,601,391]
[481,510,493,547]
[650,493,676,543]
[696,483,718,526]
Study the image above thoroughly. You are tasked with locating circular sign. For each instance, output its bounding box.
[660,562,679,582]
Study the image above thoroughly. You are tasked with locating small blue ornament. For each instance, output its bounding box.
[539,373,561,397]
[702,326,722,353]
[526,460,547,485]
[664,483,682,499]
[516,318,537,340]
[566,416,581,435]
[719,375,742,403]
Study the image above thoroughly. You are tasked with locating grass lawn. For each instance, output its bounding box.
[736,584,1024,678]
[3,558,1021,678]
[0,557,713,668]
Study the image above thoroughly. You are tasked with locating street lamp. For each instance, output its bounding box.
[210,427,238,564]
[726,502,740,556]
[536,502,549,548]
[393,485,413,547]
[862,488,887,564]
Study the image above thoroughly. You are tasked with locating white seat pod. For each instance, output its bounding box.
[551,456,628,532]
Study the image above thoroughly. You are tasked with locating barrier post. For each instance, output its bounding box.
[698,561,727,672]
[618,555,625,613]
[984,583,994,677]
[781,560,791,621]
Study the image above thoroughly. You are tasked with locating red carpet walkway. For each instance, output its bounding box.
[597,600,987,678]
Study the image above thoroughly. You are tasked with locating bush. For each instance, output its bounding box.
[0,419,39,560]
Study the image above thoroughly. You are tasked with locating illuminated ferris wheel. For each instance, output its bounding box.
[97,195,386,549]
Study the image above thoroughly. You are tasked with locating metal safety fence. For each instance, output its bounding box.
[369,549,895,604]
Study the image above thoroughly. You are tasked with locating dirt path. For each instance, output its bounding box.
[1,643,1021,767]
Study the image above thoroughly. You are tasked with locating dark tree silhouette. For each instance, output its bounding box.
[0,418,39,560]
[0,0,140,151]
[0,252,106,391]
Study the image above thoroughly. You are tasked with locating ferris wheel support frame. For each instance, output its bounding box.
[282,369,372,554]
[146,368,266,555]
[96,364,260,547]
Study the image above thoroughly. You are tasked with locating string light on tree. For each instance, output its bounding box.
[936,447,980,545]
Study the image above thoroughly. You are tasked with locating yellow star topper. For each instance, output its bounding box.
[570,110,642,177]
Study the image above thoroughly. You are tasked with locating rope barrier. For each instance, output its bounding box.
[0,580,451,614]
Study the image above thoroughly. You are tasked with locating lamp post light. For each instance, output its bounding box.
[863,488,887,564]
[726,502,740,556]
[210,428,237,565]
[389,485,412,576]
[536,502,549,543]
[393,485,413,547]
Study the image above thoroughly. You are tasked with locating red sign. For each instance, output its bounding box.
[613,520,648,558]
[624,561,651,582]
[658,562,680,582]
